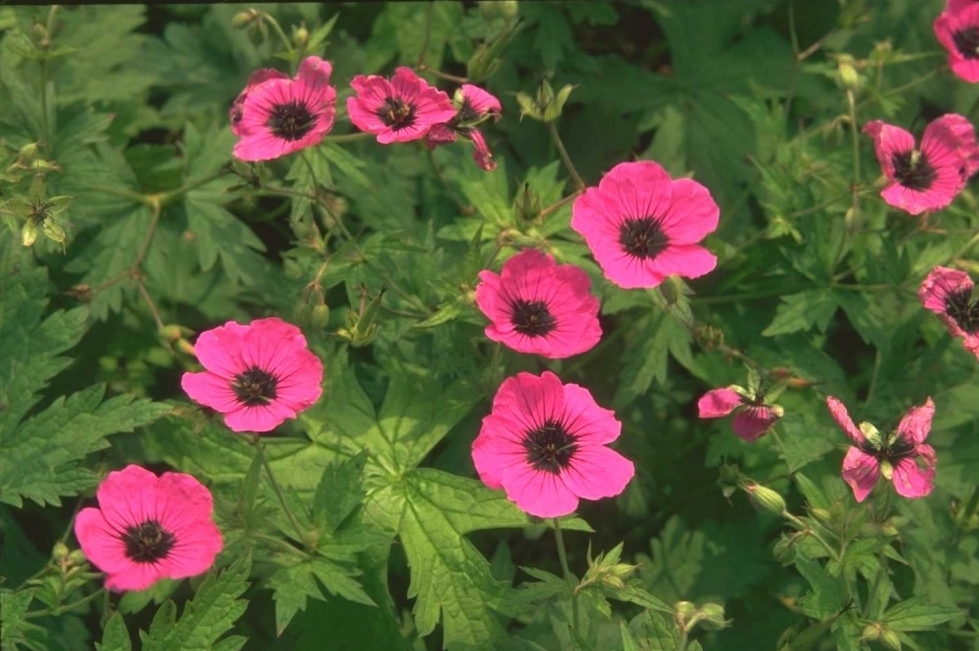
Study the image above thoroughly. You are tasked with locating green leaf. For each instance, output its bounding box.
[795,556,847,620]
[312,452,368,533]
[0,589,47,651]
[880,596,961,632]
[614,311,691,408]
[268,555,375,637]
[96,614,131,651]
[762,290,838,337]
[184,195,267,285]
[141,553,251,651]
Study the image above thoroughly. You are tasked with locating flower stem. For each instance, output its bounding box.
[253,438,306,541]
[547,121,585,191]
[846,89,861,227]
[552,518,580,638]
[259,11,295,64]
[950,229,979,262]
[323,132,374,143]
[783,512,840,562]
[24,588,105,620]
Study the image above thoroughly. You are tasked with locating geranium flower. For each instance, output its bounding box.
[74,465,222,592]
[863,114,979,215]
[918,265,979,360]
[570,160,720,289]
[472,371,634,518]
[423,84,502,171]
[181,317,324,433]
[935,2,979,83]
[826,397,937,503]
[697,387,784,442]
[475,249,601,358]
[232,56,337,162]
[347,66,457,144]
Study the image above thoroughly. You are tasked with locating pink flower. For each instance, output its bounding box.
[347,67,457,144]
[570,160,720,289]
[232,57,337,162]
[468,129,497,171]
[423,84,502,171]
[918,266,979,359]
[453,84,502,125]
[472,371,634,518]
[863,114,979,215]
[475,249,602,358]
[181,317,324,433]
[74,465,222,592]
[697,387,783,442]
[826,397,937,503]
[935,2,979,83]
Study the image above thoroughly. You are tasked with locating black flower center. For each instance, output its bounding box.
[944,288,979,333]
[122,520,176,563]
[457,100,480,124]
[953,27,979,60]
[510,299,557,337]
[891,150,937,191]
[377,97,416,130]
[857,429,918,465]
[266,100,318,141]
[619,217,669,260]
[523,419,578,474]
[232,366,278,406]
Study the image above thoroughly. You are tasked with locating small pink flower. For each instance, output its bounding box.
[454,84,503,125]
[472,371,635,518]
[935,2,979,83]
[863,114,979,215]
[74,465,223,592]
[347,67,457,144]
[570,160,720,289]
[232,57,337,162]
[181,317,324,433]
[475,249,602,358]
[424,84,502,171]
[697,388,782,442]
[468,129,497,171]
[826,397,937,503]
[918,266,979,360]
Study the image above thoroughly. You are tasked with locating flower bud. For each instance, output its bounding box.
[516,79,575,123]
[232,8,260,29]
[53,542,70,561]
[176,338,196,356]
[159,324,184,342]
[294,24,309,49]
[310,303,330,328]
[514,183,542,222]
[745,483,787,516]
[837,60,861,92]
[21,218,39,246]
[18,142,39,162]
[772,535,797,564]
[699,603,729,630]
[674,600,697,627]
[809,508,833,524]
[659,275,685,307]
[479,0,519,19]
[67,550,87,565]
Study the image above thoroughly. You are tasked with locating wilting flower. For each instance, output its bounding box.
[424,84,503,171]
[697,387,784,442]
[919,265,979,359]
[570,160,720,289]
[181,317,324,433]
[74,465,222,591]
[863,114,979,214]
[347,66,457,144]
[475,249,602,358]
[826,397,937,502]
[935,2,979,83]
[231,57,337,162]
[472,371,635,518]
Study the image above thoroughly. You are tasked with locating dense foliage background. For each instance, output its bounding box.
[1,1,978,650]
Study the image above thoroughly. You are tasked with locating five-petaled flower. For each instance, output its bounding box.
[472,371,635,518]
[181,317,324,433]
[826,397,937,503]
[347,66,457,144]
[475,248,602,358]
[74,465,223,592]
[231,57,337,162]
[697,387,784,442]
[863,114,979,215]
[571,160,720,289]
[919,265,979,360]
[935,1,979,83]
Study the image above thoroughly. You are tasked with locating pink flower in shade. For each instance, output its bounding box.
[347,67,457,144]
[232,57,337,162]
[453,84,503,125]
[472,371,635,518]
[826,397,937,503]
[863,114,979,215]
[570,161,720,289]
[697,387,783,442]
[475,249,602,358]
[74,465,222,592]
[936,2,979,83]
[468,129,497,171]
[424,84,502,171]
[181,317,324,433]
[918,266,979,360]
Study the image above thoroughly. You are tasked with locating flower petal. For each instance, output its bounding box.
[895,397,935,445]
[826,396,866,445]
[697,388,743,418]
[841,447,880,503]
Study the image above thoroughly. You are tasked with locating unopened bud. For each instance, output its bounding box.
[18,142,39,161]
[479,0,519,19]
[232,8,260,29]
[810,508,833,524]
[838,61,860,92]
[294,24,309,48]
[660,275,684,307]
[310,303,330,328]
[772,535,797,564]
[699,603,729,630]
[514,183,542,222]
[67,550,87,565]
[21,218,39,246]
[159,324,183,342]
[176,338,195,356]
[53,542,70,561]
[745,483,787,516]
[674,600,697,626]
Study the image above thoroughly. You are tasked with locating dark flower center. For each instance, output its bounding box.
[232,366,278,406]
[377,97,416,130]
[857,430,918,465]
[619,217,669,260]
[266,100,318,141]
[523,419,578,474]
[944,288,979,333]
[891,150,937,191]
[510,299,557,337]
[122,520,176,563]
[457,100,480,124]
[953,27,979,60]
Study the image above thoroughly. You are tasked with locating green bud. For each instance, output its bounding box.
[67,549,87,565]
[53,542,70,561]
[159,324,183,342]
[674,600,697,626]
[310,303,330,328]
[21,217,39,246]
[772,535,797,564]
[809,508,833,523]
[232,8,259,29]
[18,142,39,162]
[837,59,861,92]
[514,183,542,222]
[294,23,309,49]
[880,628,902,651]
[746,483,787,516]
[659,275,685,307]
[516,79,575,123]
[41,216,66,245]
[699,603,729,630]
[479,0,519,19]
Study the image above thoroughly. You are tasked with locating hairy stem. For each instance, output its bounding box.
[547,121,585,191]
[552,519,580,638]
[254,439,306,542]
